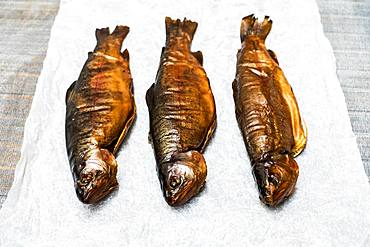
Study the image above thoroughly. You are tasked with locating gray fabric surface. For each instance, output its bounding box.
[0,0,368,208]
[0,0,59,205]
[316,0,370,176]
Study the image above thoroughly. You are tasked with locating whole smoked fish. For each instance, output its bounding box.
[65,26,136,204]
[146,17,216,206]
[232,15,307,206]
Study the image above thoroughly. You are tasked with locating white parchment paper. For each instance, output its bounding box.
[1,0,370,246]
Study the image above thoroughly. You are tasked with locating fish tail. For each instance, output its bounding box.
[165,17,198,44]
[94,26,130,56]
[240,14,272,43]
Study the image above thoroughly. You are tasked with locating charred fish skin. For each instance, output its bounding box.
[146,17,216,207]
[65,26,136,204]
[232,15,307,207]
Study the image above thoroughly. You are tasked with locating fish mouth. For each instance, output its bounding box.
[76,176,118,204]
[252,154,299,207]
[258,179,295,207]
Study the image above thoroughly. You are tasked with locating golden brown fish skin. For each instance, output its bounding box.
[232,15,306,207]
[146,17,216,207]
[65,26,136,204]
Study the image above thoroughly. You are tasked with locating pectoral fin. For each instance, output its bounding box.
[110,77,136,155]
[112,104,136,155]
[291,120,307,157]
[199,116,217,153]
[273,68,307,157]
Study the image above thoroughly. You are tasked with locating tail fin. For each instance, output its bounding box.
[94,25,130,57]
[165,17,198,43]
[240,14,272,43]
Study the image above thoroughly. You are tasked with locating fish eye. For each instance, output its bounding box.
[80,173,93,185]
[169,175,182,189]
[95,170,103,177]
[267,174,279,186]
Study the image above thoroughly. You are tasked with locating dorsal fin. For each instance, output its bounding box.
[122,49,129,61]
[192,51,203,65]
[146,83,155,112]
[65,81,76,103]
[145,83,155,146]
[268,49,279,64]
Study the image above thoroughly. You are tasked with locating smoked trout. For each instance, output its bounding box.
[232,15,307,207]
[65,26,136,204]
[146,17,216,206]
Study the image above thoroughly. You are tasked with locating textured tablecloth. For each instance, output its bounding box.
[0,0,369,246]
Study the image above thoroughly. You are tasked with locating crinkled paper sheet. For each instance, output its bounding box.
[1,0,370,246]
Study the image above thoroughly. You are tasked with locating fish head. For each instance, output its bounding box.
[75,148,118,204]
[252,154,299,207]
[160,150,207,207]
